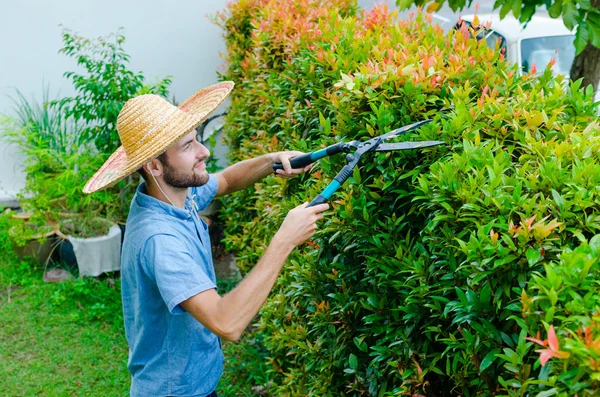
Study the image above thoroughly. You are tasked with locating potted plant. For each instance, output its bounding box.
[55,216,121,277]
[6,211,58,266]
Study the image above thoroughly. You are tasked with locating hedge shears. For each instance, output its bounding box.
[273,120,444,207]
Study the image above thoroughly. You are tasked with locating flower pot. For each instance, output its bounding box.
[56,217,121,277]
[8,222,57,265]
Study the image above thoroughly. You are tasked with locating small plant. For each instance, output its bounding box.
[8,87,83,155]
[51,27,172,154]
[58,217,112,239]
[6,218,55,248]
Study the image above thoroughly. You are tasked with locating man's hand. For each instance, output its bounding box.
[273,202,329,249]
[181,201,329,342]
[271,151,313,178]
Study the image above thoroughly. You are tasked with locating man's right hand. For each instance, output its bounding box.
[182,201,329,342]
[274,202,329,249]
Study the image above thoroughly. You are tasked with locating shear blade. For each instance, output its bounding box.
[374,141,445,152]
[378,119,433,141]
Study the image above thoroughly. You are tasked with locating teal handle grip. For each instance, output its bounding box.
[307,164,354,206]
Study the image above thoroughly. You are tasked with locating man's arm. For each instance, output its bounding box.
[214,151,310,197]
[180,201,329,342]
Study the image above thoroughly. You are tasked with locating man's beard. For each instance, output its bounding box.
[161,159,209,188]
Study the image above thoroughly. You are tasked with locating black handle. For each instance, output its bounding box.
[272,143,347,173]
[308,195,328,207]
[273,153,315,172]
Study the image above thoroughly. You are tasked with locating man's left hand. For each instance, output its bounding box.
[271,151,313,178]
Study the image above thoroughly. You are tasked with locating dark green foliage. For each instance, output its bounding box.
[396,0,600,55]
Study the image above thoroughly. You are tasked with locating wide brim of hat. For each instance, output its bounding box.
[83,81,234,194]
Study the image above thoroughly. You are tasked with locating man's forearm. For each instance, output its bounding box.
[180,201,326,342]
[217,238,294,340]
[219,154,274,194]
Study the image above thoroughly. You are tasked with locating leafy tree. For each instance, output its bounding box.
[397,0,600,93]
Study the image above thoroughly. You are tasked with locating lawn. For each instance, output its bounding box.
[0,258,130,396]
[0,253,270,396]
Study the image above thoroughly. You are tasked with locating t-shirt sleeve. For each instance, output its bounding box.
[190,174,218,211]
[142,234,216,315]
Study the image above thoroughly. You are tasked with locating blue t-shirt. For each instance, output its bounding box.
[121,175,222,397]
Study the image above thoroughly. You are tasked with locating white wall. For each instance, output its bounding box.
[0,0,229,206]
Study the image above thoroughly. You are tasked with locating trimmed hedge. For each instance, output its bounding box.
[216,1,600,395]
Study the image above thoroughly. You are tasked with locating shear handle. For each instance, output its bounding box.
[308,163,355,207]
[273,142,347,172]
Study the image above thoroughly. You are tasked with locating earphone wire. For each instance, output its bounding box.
[149,171,176,208]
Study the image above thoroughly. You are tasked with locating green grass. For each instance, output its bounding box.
[0,259,129,396]
[0,231,272,396]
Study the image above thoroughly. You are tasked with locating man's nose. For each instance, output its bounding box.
[196,142,210,158]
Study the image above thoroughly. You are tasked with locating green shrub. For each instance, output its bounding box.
[217,1,600,395]
[517,235,600,394]
[2,28,172,226]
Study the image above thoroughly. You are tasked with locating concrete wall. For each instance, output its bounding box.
[0,0,229,206]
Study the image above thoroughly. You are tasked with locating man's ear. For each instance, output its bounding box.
[144,159,162,177]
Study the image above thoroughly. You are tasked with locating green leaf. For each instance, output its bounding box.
[352,167,362,184]
[353,337,368,352]
[548,0,563,19]
[526,248,542,266]
[396,0,417,10]
[512,0,522,19]
[563,0,579,30]
[520,4,536,22]
[535,388,559,397]
[349,353,358,370]
[587,12,600,47]
[480,348,501,372]
[575,21,590,54]
[551,189,565,211]
[500,0,513,19]
[577,0,593,10]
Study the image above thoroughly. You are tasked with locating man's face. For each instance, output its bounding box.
[160,130,211,188]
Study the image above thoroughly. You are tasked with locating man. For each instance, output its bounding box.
[83,82,329,397]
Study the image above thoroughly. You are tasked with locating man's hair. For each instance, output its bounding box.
[136,151,169,182]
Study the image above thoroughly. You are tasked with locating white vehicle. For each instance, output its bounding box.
[458,13,575,77]
[457,13,599,110]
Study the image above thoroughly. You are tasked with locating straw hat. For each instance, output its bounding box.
[83,81,234,194]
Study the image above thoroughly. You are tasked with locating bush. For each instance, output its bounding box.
[517,236,600,394]
[217,1,600,395]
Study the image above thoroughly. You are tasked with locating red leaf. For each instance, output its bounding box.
[525,215,536,230]
[526,336,547,347]
[539,349,555,366]
[548,325,559,352]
